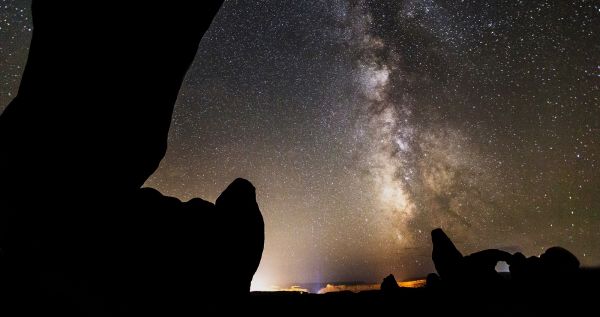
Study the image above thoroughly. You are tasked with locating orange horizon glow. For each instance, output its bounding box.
[251,279,427,294]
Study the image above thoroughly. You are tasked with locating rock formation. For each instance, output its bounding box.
[215,178,265,294]
[0,1,264,315]
[381,274,401,292]
[510,246,580,287]
[430,228,583,291]
[431,228,464,282]
[431,229,512,287]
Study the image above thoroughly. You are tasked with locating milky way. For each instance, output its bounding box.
[1,0,599,289]
[341,0,520,254]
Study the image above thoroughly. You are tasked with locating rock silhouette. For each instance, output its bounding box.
[215,178,265,294]
[426,272,441,288]
[0,1,264,315]
[0,1,226,195]
[431,228,464,282]
[463,249,512,285]
[380,274,401,292]
[432,229,519,287]
[430,228,583,290]
[540,246,580,273]
[422,228,599,316]
[509,246,580,288]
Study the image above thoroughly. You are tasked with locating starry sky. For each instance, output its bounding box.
[1,0,599,290]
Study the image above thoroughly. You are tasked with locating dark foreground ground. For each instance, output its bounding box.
[245,283,597,316]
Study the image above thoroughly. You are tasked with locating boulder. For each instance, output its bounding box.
[381,274,401,292]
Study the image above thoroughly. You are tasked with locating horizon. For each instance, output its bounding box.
[250,278,428,293]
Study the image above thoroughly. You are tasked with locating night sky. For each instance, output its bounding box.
[1,0,599,290]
